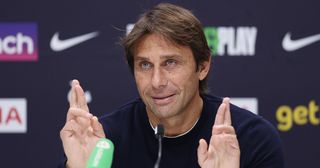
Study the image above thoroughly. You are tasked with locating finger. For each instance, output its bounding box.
[214,101,226,126]
[91,116,106,138]
[197,139,208,167]
[223,97,232,125]
[76,116,91,131]
[213,134,240,151]
[224,134,240,150]
[212,125,236,135]
[60,119,79,140]
[69,80,79,108]
[66,107,92,121]
[75,84,89,112]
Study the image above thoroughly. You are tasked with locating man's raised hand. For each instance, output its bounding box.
[60,80,105,168]
[197,98,240,168]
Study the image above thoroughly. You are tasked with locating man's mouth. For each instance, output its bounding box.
[151,94,176,105]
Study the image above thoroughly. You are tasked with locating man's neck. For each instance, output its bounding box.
[147,95,203,137]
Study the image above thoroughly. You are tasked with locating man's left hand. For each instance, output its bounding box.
[197,97,240,168]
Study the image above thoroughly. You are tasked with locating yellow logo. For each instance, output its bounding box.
[276,100,319,131]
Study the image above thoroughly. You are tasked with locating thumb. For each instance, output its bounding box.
[197,139,208,167]
[91,116,106,138]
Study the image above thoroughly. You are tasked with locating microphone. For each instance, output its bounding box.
[86,138,114,168]
[154,124,164,168]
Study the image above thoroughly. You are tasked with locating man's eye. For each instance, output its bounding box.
[140,62,152,70]
[166,59,177,66]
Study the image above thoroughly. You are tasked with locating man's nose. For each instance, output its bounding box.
[151,67,168,89]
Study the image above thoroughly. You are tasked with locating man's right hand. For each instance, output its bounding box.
[60,80,106,168]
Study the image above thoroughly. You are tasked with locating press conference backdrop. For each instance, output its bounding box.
[0,0,319,167]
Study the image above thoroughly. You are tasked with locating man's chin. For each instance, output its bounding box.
[151,106,177,119]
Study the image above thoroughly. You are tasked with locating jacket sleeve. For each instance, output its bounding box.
[238,116,285,168]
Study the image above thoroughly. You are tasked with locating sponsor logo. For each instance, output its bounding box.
[276,100,319,132]
[126,24,257,56]
[230,97,258,114]
[0,23,38,61]
[282,32,320,52]
[0,98,27,133]
[67,81,92,104]
[50,31,99,52]
[204,27,257,56]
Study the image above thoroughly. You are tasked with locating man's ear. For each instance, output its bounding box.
[198,57,211,80]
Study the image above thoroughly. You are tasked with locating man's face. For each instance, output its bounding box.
[133,33,209,120]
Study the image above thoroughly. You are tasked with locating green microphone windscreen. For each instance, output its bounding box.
[86,138,114,168]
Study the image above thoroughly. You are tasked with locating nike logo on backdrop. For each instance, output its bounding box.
[282,32,320,52]
[50,31,99,52]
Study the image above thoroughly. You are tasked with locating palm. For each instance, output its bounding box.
[60,80,105,168]
[63,133,101,168]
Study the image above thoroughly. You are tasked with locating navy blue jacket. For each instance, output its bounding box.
[59,94,285,168]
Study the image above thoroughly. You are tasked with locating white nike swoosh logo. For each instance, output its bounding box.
[282,32,320,52]
[50,31,99,52]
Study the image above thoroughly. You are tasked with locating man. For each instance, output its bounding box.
[59,3,284,168]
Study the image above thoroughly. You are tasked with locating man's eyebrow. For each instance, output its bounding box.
[160,54,182,59]
[134,54,182,61]
[135,54,182,60]
[135,56,150,61]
